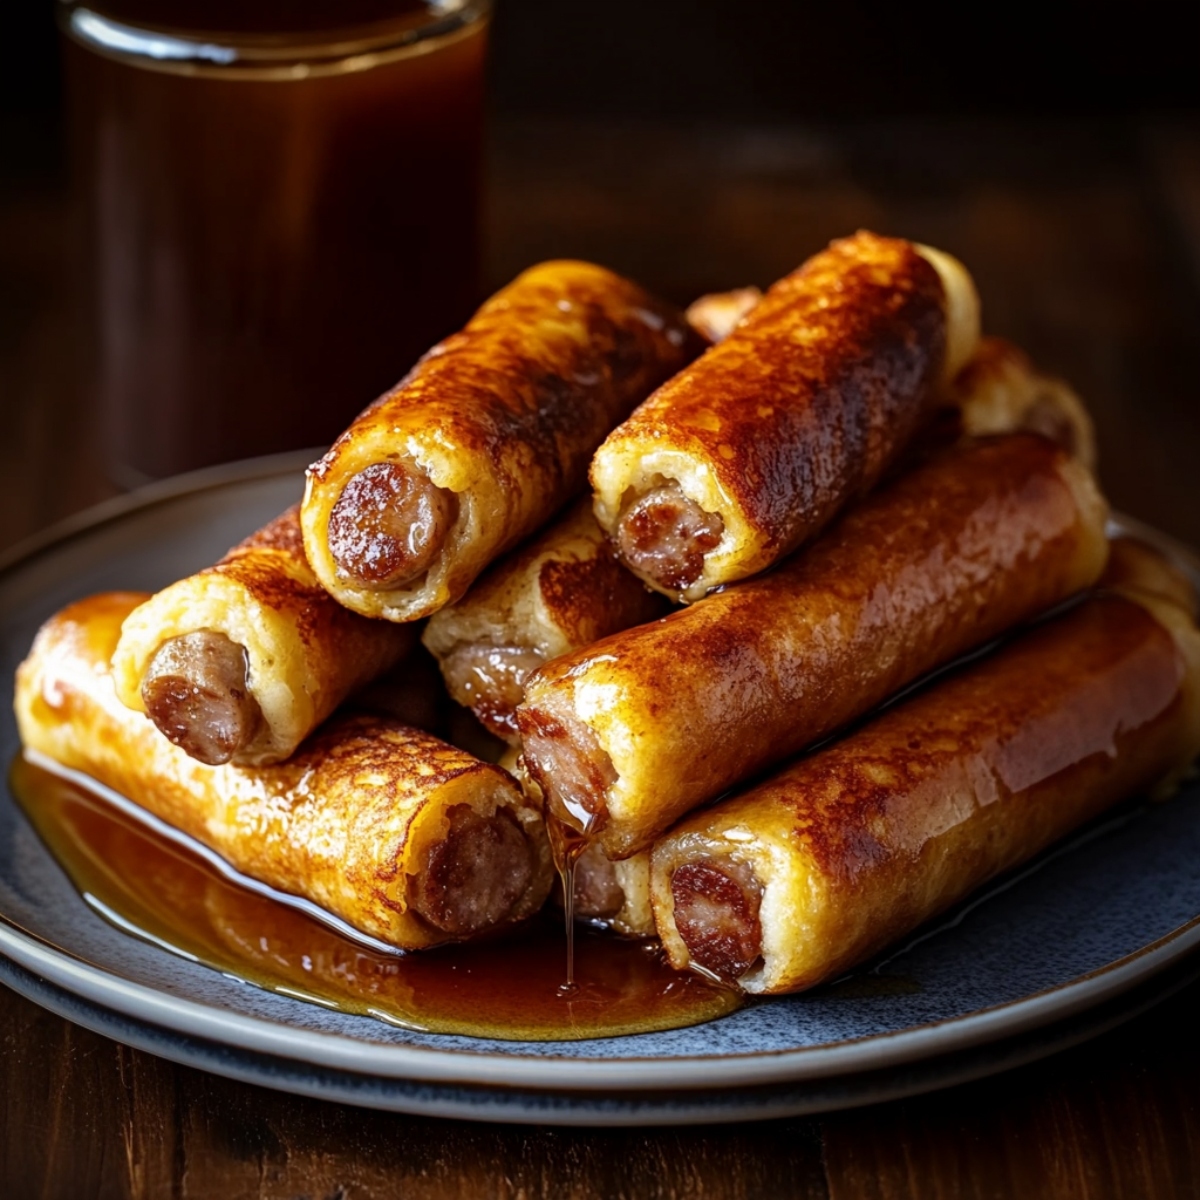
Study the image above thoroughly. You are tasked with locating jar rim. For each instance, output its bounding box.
[58,0,491,78]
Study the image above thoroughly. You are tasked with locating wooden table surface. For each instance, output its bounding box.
[3,114,1200,1198]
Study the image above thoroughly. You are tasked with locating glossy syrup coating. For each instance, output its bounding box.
[520,434,1110,860]
[302,260,701,623]
[423,499,669,741]
[112,505,417,766]
[651,588,1200,994]
[592,232,979,601]
[18,594,553,950]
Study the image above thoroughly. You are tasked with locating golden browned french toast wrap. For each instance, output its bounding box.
[531,337,1096,938]
[422,499,668,743]
[688,294,1093,468]
[684,287,762,344]
[947,335,1096,469]
[590,231,981,602]
[111,506,417,767]
[569,844,655,938]
[499,746,656,939]
[301,260,700,623]
[419,286,797,752]
[650,541,1200,993]
[17,594,553,951]
[519,434,1109,861]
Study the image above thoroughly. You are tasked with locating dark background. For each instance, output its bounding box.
[5,1,1200,128]
[4,2,1198,246]
[3,2,1200,545]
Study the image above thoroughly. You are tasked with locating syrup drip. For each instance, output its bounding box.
[13,757,741,1041]
[545,813,592,989]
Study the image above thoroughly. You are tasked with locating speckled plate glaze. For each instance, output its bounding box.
[1,452,1199,1127]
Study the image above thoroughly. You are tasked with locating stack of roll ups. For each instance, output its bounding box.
[17,234,1199,990]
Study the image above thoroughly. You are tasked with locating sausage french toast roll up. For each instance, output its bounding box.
[687,297,1090,471]
[1101,534,1199,619]
[302,261,700,623]
[418,283,771,745]
[110,506,416,768]
[422,500,668,743]
[684,287,762,344]
[650,546,1200,993]
[520,434,1109,860]
[950,336,1096,470]
[591,231,981,602]
[17,594,553,951]
[570,844,655,938]
[553,345,1099,926]
[500,747,655,938]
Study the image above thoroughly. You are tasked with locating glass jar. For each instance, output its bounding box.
[60,0,490,483]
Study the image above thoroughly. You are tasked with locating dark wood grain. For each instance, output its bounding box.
[5,975,1200,1199]
[3,113,1200,1198]
[0,983,833,1199]
[823,973,1200,1200]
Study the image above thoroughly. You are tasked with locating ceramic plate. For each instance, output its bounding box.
[1,452,1199,1126]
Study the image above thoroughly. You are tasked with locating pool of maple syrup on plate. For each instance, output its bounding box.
[11,756,742,1041]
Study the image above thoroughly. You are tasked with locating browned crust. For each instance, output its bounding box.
[656,594,1192,992]
[774,598,1182,884]
[310,291,688,490]
[233,506,307,557]
[595,232,948,571]
[211,506,358,654]
[113,505,418,765]
[304,261,702,620]
[536,542,666,649]
[218,507,319,613]
[19,594,551,950]
[202,505,411,666]
[522,434,1108,859]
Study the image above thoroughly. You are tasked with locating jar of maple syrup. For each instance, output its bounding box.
[59,1,489,484]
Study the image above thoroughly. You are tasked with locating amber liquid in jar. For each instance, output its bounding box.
[62,1,488,483]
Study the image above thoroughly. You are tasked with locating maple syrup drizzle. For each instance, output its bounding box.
[12,756,741,1042]
[546,813,593,990]
[543,786,605,990]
